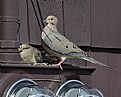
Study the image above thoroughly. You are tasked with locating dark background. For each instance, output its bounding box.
[0,0,121,97]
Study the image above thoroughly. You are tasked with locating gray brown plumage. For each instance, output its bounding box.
[41,15,116,70]
[18,44,43,65]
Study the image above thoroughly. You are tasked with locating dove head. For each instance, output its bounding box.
[18,44,31,52]
[45,15,58,29]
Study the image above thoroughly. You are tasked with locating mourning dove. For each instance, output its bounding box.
[41,15,116,70]
[18,44,43,65]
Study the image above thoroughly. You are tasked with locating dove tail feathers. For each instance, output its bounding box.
[82,57,117,71]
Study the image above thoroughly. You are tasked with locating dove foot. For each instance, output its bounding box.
[52,64,63,70]
[52,60,65,70]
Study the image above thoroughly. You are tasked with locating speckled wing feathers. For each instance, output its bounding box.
[43,27,90,58]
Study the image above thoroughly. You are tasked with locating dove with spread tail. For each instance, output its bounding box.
[41,15,116,70]
[18,44,43,65]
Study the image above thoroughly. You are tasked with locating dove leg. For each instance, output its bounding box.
[52,57,66,69]
[52,60,65,69]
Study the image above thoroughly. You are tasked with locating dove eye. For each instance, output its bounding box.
[66,45,68,48]
[51,18,53,20]
[23,47,29,50]
[51,23,54,25]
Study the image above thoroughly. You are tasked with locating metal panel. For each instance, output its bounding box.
[0,0,19,41]
[26,0,42,44]
[107,52,120,97]
[0,0,18,16]
[0,0,20,63]
[87,49,121,97]
[63,0,91,46]
[91,0,121,48]
[0,22,19,40]
[0,53,21,63]
[87,51,109,97]
[18,0,30,43]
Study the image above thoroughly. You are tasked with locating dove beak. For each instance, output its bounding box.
[43,20,48,25]
[18,48,22,53]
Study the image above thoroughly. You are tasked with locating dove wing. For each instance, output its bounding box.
[42,30,88,57]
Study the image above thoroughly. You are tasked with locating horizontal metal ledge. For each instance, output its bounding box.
[0,49,19,53]
[0,40,19,48]
[0,63,95,75]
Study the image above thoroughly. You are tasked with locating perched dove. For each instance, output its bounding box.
[41,15,116,70]
[18,44,43,65]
